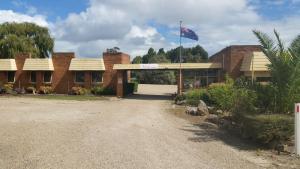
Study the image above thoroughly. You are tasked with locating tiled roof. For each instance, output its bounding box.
[240,52,270,71]
[23,59,54,71]
[0,59,17,71]
[69,59,105,71]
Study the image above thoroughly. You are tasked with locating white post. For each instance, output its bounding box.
[295,103,300,155]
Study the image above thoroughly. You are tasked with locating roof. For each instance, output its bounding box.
[23,59,54,71]
[240,52,270,71]
[113,63,222,70]
[69,59,105,71]
[0,59,17,71]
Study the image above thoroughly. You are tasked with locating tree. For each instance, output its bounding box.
[0,22,54,58]
[253,30,300,113]
[142,48,156,63]
[132,56,142,64]
[166,45,208,63]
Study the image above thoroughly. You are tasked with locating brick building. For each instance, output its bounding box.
[0,52,130,94]
[0,45,270,96]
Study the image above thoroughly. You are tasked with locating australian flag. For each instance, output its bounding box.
[181,27,198,41]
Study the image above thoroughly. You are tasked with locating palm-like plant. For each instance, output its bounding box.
[253,30,300,114]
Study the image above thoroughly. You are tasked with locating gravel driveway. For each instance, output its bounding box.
[0,85,270,169]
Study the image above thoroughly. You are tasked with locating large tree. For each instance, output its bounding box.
[0,22,54,58]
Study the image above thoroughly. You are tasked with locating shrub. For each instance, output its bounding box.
[70,86,88,95]
[174,94,186,102]
[26,86,37,94]
[91,87,115,95]
[232,88,257,117]
[3,83,13,94]
[38,86,54,94]
[239,114,294,147]
[185,89,210,106]
[208,82,234,111]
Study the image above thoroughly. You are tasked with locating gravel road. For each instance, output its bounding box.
[0,85,270,169]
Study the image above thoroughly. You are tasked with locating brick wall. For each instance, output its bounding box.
[103,52,130,92]
[52,52,74,93]
[1,52,130,94]
[209,45,261,79]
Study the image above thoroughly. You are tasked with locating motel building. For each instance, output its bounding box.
[0,45,270,97]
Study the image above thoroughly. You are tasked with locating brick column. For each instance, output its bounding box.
[52,52,74,94]
[116,70,124,97]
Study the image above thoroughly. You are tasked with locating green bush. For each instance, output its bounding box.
[185,89,210,106]
[232,87,257,117]
[239,114,294,147]
[207,82,234,111]
[91,87,115,95]
[38,85,54,94]
[70,86,88,95]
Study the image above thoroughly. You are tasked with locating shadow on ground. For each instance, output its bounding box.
[125,94,173,101]
[181,122,259,151]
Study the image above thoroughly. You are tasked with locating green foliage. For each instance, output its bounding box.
[174,94,186,102]
[70,86,88,95]
[91,87,115,95]
[132,45,208,84]
[239,114,294,146]
[0,22,54,58]
[253,30,300,113]
[132,56,142,64]
[166,45,208,63]
[38,85,54,94]
[185,89,210,106]
[207,81,235,112]
[232,87,257,116]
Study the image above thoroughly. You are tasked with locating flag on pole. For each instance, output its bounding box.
[180,27,198,41]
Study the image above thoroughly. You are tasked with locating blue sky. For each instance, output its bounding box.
[0,0,299,57]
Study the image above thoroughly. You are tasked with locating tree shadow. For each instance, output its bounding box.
[181,122,260,151]
[125,93,174,101]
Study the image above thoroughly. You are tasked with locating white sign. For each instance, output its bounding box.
[295,103,300,155]
[140,64,159,69]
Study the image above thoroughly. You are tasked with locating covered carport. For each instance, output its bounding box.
[113,63,222,97]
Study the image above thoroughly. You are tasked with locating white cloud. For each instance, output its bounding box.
[0,10,48,27]
[0,0,300,58]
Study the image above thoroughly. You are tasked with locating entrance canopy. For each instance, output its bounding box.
[113,63,222,70]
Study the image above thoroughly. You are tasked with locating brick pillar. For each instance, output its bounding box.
[52,52,75,94]
[103,52,130,94]
[14,53,30,89]
[116,70,124,97]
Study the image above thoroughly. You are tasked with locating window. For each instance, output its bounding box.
[91,71,103,83]
[43,71,52,83]
[75,71,85,83]
[30,72,36,83]
[7,71,15,83]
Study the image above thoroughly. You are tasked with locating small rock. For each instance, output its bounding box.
[176,100,186,105]
[216,109,223,115]
[197,100,209,116]
[206,114,219,124]
[186,106,199,116]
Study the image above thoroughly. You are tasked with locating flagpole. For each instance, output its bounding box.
[179,20,182,95]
